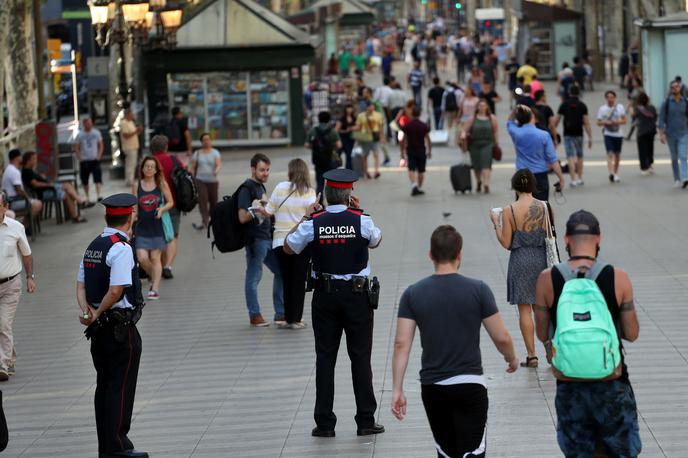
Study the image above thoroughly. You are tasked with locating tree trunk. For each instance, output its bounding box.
[2,0,39,152]
[0,3,7,161]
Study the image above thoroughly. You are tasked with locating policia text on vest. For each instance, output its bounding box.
[76,194,149,458]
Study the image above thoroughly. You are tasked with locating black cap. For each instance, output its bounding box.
[565,210,600,236]
[323,169,359,189]
[101,193,137,216]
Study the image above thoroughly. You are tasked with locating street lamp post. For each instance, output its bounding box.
[87,0,184,178]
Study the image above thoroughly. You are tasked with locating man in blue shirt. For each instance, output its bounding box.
[658,79,688,188]
[507,105,565,201]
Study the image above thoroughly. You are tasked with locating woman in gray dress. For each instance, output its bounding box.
[490,169,551,368]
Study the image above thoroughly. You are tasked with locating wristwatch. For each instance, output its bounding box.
[27,273,35,280]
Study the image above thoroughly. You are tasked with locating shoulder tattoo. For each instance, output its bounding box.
[619,301,636,312]
[522,202,546,232]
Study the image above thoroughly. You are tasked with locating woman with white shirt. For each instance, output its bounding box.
[264,159,317,329]
[191,133,221,230]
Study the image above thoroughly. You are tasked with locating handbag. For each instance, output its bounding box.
[160,196,174,243]
[543,201,560,267]
[492,144,503,161]
[352,130,373,143]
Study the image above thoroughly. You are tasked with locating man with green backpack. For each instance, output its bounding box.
[534,210,641,458]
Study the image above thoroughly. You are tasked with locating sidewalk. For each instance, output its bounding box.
[1,63,686,457]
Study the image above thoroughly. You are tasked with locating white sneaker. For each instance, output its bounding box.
[569,181,578,189]
[640,170,650,176]
[576,180,584,187]
[613,175,621,183]
[674,180,681,188]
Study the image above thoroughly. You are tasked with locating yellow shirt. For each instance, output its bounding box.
[356,111,384,134]
[516,64,538,85]
[0,216,31,278]
[119,119,139,151]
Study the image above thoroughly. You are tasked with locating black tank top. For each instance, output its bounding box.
[551,264,629,384]
[136,182,164,238]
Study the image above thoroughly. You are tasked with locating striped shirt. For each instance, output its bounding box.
[265,181,317,249]
[409,69,424,88]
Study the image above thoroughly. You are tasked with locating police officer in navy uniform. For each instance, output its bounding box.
[285,169,385,438]
[76,193,148,458]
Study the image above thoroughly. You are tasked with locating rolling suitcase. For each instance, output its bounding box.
[450,164,472,194]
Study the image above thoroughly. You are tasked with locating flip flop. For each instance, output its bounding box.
[520,356,538,368]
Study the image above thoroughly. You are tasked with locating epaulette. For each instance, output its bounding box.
[346,207,367,216]
[308,210,327,220]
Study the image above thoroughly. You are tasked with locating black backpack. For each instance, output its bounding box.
[207,184,248,254]
[445,90,458,112]
[165,119,181,147]
[171,156,198,212]
[311,127,336,170]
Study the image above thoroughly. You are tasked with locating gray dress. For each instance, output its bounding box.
[506,206,547,305]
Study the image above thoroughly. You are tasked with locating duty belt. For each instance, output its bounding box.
[314,274,369,293]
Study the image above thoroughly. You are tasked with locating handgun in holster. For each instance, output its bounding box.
[368,276,380,310]
[84,313,110,340]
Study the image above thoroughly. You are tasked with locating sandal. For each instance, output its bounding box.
[72,216,88,224]
[520,356,538,368]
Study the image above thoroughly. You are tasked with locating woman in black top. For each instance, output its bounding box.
[634,92,657,174]
[133,156,174,300]
[336,104,357,170]
[20,151,88,223]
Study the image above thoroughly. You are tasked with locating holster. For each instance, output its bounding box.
[84,307,142,342]
[367,276,380,310]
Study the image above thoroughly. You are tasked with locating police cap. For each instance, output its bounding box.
[100,193,137,216]
[323,169,359,190]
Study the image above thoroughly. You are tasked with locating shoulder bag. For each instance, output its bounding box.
[160,195,174,243]
[543,201,560,267]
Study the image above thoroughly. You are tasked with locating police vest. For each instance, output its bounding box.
[310,208,369,275]
[83,233,143,308]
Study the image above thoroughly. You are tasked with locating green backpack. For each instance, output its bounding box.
[551,262,621,380]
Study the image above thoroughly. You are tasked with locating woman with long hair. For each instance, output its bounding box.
[490,169,552,368]
[336,104,357,170]
[263,159,319,329]
[191,132,221,230]
[132,156,174,300]
[460,99,499,193]
[468,66,483,97]
[634,92,657,174]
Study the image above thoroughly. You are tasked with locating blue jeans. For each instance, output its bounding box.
[666,133,688,182]
[433,107,443,130]
[244,238,284,319]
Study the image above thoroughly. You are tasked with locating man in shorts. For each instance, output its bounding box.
[597,91,627,183]
[555,85,593,187]
[534,210,641,457]
[392,225,518,457]
[400,106,431,196]
[355,102,384,179]
[75,117,104,203]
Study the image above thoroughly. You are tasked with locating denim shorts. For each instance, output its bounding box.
[556,380,641,458]
[135,236,167,251]
[564,136,584,158]
[604,135,623,154]
[360,141,379,156]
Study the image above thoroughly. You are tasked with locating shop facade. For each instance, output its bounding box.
[143,0,316,147]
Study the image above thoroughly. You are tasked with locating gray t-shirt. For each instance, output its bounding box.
[76,129,102,161]
[193,148,221,183]
[398,274,498,384]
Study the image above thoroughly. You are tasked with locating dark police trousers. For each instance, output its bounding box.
[312,287,376,430]
[90,323,142,454]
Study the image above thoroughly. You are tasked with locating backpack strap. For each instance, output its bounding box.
[554,261,608,282]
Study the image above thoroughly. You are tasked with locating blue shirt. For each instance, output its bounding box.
[286,205,381,280]
[658,97,688,138]
[507,121,558,173]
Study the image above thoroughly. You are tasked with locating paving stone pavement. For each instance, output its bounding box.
[4,76,688,457]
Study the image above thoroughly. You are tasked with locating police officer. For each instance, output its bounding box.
[284,169,384,438]
[76,194,148,458]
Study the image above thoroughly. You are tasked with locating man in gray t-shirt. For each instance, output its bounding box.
[391,225,518,458]
[75,117,104,202]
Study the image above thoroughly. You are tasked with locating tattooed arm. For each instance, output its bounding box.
[615,268,639,342]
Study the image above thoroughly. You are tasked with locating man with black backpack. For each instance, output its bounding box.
[306,111,342,204]
[658,79,688,188]
[534,210,641,458]
[151,135,191,280]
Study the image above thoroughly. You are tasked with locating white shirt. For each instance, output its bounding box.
[265,181,317,249]
[77,227,135,310]
[0,215,31,278]
[286,204,381,280]
[119,118,139,151]
[373,85,393,109]
[597,103,626,138]
[2,164,22,198]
